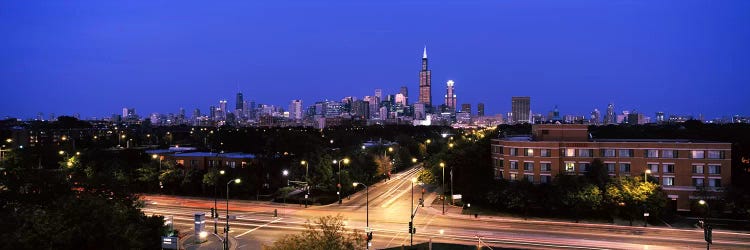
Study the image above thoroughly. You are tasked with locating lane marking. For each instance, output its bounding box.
[236,218,282,237]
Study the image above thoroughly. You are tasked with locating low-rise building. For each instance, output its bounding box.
[491,124,731,211]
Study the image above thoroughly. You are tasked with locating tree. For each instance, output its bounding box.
[264,215,365,250]
[605,177,665,225]
[373,155,392,178]
[585,158,609,189]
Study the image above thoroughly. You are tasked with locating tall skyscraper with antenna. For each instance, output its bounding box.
[418,46,432,110]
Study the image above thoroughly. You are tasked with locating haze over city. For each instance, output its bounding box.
[2,1,749,119]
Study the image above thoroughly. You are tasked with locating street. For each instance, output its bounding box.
[143,166,750,249]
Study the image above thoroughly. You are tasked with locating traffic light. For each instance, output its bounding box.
[210,207,215,218]
[704,225,712,244]
[408,222,413,234]
[367,232,373,241]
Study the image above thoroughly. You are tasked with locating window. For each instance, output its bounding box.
[540,149,551,157]
[663,164,675,173]
[707,150,723,159]
[524,148,534,156]
[646,150,659,158]
[578,149,593,157]
[510,173,517,181]
[619,149,633,157]
[692,165,704,174]
[606,163,615,173]
[510,161,518,170]
[620,163,631,173]
[579,163,590,172]
[602,149,616,157]
[496,171,504,180]
[241,161,248,168]
[524,162,534,171]
[540,163,551,172]
[691,150,705,159]
[648,164,659,173]
[565,148,576,157]
[663,177,674,186]
[540,175,552,184]
[693,178,704,187]
[208,160,217,167]
[227,161,236,168]
[190,160,199,168]
[708,165,721,174]
[662,150,676,158]
[708,179,721,187]
[510,148,518,156]
[524,174,534,182]
[565,162,575,172]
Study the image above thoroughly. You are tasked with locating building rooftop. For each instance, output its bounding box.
[171,152,256,159]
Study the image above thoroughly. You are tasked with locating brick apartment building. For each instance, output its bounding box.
[491,124,731,211]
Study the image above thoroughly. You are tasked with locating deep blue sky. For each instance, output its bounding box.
[2,1,748,120]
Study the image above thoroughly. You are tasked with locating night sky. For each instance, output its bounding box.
[1,1,748,120]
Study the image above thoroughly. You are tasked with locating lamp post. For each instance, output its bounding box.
[353,182,369,249]
[410,177,417,246]
[213,170,225,234]
[440,162,445,215]
[301,160,309,208]
[282,169,288,216]
[699,199,711,249]
[225,178,240,250]
[334,158,350,204]
[644,169,652,183]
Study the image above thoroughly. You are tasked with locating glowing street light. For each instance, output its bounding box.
[334,158,350,204]
[440,162,446,214]
[225,178,241,250]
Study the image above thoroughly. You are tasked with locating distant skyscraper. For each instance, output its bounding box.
[236,92,244,111]
[477,103,485,117]
[444,80,457,111]
[395,94,407,106]
[418,46,432,109]
[590,109,601,125]
[289,100,303,120]
[400,86,409,105]
[605,103,616,124]
[656,112,665,124]
[460,103,471,114]
[375,89,382,103]
[351,100,370,119]
[219,100,228,120]
[511,97,531,124]
[209,105,216,120]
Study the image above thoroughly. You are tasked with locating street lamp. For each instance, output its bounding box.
[440,162,445,215]
[334,158,350,204]
[301,160,309,208]
[410,177,417,246]
[282,169,289,216]
[353,182,370,249]
[699,199,711,249]
[644,169,652,183]
[213,170,225,234]
[225,178,240,250]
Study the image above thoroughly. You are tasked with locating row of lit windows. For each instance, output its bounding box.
[495,169,721,187]
[496,159,723,175]
[496,146,726,160]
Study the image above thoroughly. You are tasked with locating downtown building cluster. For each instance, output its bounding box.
[107,47,499,129]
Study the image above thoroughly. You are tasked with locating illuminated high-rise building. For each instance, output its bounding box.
[605,103,616,125]
[444,80,457,111]
[511,97,531,124]
[289,99,303,120]
[477,103,485,117]
[418,46,432,109]
[460,103,471,114]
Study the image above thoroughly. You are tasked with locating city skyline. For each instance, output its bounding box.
[2,1,749,119]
